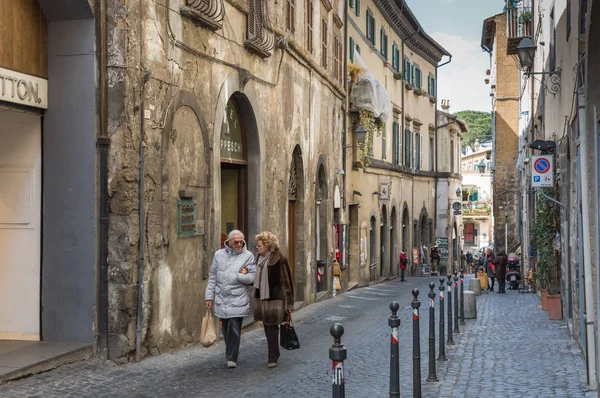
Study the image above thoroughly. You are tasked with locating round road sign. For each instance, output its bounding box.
[534,158,550,174]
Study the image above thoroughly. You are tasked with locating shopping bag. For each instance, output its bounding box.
[280,314,300,350]
[200,311,218,347]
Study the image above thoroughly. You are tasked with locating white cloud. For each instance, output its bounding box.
[431,32,492,112]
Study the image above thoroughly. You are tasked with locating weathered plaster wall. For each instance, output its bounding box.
[105,0,344,360]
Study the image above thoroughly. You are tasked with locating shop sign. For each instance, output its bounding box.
[0,67,48,109]
[177,199,198,238]
[434,237,449,259]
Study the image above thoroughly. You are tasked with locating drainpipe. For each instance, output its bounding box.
[435,56,451,249]
[95,0,109,359]
[577,87,597,390]
[342,0,348,216]
[135,71,152,363]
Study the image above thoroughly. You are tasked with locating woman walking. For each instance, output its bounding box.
[484,247,496,291]
[253,231,294,368]
[205,230,256,369]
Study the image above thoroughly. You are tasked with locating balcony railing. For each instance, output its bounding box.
[506,5,533,55]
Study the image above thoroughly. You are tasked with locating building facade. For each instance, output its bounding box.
[343,0,454,284]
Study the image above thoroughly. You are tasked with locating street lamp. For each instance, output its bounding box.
[477,160,486,175]
[345,124,367,149]
[456,187,462,199]
[516,37,561,94]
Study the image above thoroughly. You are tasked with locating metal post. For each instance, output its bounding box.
[460,270,466,326]
[453,273,460,333]
[330,323,347,398]
[412,289,422,398]
[389,302,401,398]
[426,282,439,382]
[438,278,447,360]
[446,275,454,345]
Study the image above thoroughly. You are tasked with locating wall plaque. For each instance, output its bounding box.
[177,199,198,238]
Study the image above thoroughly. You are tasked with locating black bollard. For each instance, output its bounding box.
[453,273,460,334]
[412,289,422,398]
[330,323,347,398]
[389,302,401,398]
[426,282,439,382]
[460,271,466,326]
[437,278,447,361]
[446,275,454,345]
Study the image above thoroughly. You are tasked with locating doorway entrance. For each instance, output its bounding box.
[288,147,305,301]
[220,97,247,246]
[0,111,41,340]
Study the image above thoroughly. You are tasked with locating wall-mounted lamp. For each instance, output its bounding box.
[456,187,462,198]
[477,159,486,175]
[516,37,561,95]
[345,125,368,149]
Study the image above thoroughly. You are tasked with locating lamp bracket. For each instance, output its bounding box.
[524,69,561,95]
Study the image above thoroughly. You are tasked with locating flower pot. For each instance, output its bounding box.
[540,288,548,311]
[547,294,562,320]
[484,79,490,84]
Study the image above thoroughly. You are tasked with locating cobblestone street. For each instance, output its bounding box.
[0,277,590,397]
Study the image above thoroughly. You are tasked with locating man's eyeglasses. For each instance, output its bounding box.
[231,240,244,245]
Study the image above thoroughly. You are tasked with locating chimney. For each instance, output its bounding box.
[441,99,450,111]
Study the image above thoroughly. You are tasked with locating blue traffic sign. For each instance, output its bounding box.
[533,158,550,173]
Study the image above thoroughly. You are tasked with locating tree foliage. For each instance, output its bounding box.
[453,110,493,149]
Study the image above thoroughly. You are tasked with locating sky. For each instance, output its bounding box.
[405,0,503,113]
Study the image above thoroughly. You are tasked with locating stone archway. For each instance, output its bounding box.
[402,204,410,255]
[315,162,328,293]
[370,215,377,282]
[288,146,305,301]
[380,205,388,277]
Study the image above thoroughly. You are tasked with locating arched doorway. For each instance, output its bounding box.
[288,146,305,301]
[370,215,377,281]
[380,206,388,277]
[219,93,259,246]
[316,164,328,293]
[402,206,410,255]
[390,206,397,277]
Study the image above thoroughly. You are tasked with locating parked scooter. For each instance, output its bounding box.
[506,253,521,290]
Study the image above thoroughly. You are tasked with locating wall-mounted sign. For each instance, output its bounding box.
[434,237,449,259]
[360,222,368,267]
[378,178,391,203]
[177,199,198,238]
[0,67,48,109]
[531,155,553,187]
[220,99,246,163]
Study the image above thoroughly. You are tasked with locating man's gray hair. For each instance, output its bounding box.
[228,230,244,240]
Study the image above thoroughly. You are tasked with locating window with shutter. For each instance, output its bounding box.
[403,58,410,81]
[415,133,421,169]
[415,67,422,88]
[337,38,343,83]
[321,18,328,69]
[392,121,399,164]
[245,0,275,58]
[355,0,360,16]
[382,123,387,160]
[350,37,355,62]
[286,0,296,34]
[306,0,313,53]
[349,0,354,7]
[410,64,415,85]
[392,43,398,70]
[404,128,411,167]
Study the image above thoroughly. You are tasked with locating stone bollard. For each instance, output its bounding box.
[468,278,482,296]
[329,323,346,398]
[464,291,477,319]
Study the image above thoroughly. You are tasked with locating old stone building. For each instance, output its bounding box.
[103,0,346,360]
[481,12,520,253]
[343,0,453,285]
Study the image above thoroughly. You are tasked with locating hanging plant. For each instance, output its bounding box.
[358,109,382,168]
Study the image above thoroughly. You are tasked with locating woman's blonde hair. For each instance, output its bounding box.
[255,231,279,251]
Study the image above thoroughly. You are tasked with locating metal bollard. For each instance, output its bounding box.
[460,271,466,326]
[446,275,454,345]
[426,282,439,382]
[453,273,460,334]
[330,323,347,398]
[389,302,401,398]
[437,278,447,361]
[412,289,422,398]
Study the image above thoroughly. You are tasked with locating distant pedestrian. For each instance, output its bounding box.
[253,231,295,368]
[483,247,496,291]
[466,251,474,273]
[460,250,467,272]
[430,245,441,274]
[205,230,256,369]
[399,248,408,281]
[493,249,508,293]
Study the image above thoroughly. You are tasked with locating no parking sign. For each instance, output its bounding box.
[531,155,554,187]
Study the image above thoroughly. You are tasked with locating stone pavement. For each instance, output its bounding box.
[0,277,591,397]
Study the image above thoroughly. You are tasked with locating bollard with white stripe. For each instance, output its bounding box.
[412,289,422,398]
[329,323,346,398]
[437,278,447,361]
[426,282,439,382]
[446,275,454,345]
[460,270,466,326]
[453,273,460,334]
[389,301,401,398]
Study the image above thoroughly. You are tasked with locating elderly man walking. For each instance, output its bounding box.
[205,230,256,368]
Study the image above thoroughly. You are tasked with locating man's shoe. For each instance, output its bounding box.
[227,361,237,368]
[267,362,277,368]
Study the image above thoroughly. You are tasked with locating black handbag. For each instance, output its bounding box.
[280,314,300,350]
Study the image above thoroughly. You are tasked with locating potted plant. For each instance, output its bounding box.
[348,63,365,84]
[357,109,382,168]
[485,78,490,84]
[393,72,402,80]
[518,10,532,26]
[405,82,413,91]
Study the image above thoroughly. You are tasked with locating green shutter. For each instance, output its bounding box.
[356,0,360,16]
[349,0,354,8]
[392,122,399,164]
[350,37,355,63]
[382,123,387,160]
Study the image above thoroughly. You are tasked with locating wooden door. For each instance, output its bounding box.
[288,200,296,280]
